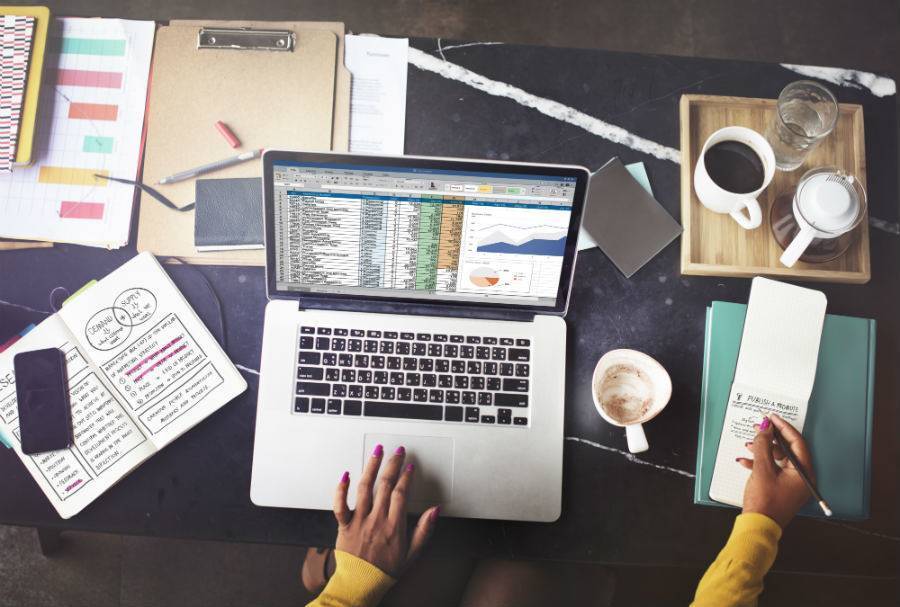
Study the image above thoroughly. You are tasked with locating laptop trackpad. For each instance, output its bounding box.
[363,434,453,506]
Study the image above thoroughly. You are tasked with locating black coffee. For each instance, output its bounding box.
[704,140,765,194]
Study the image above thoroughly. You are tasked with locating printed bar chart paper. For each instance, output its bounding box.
[0,18,154,247]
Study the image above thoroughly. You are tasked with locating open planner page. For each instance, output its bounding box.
[709,277,827,507]
[0,252,245,518]
[57,252,246,450]
[0,316,156,518]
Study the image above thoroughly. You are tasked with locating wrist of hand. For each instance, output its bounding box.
[741,505,790,528]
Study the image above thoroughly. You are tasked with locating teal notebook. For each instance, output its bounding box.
[695,301,875,521]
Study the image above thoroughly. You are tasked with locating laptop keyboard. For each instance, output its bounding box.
[292,326,531,427]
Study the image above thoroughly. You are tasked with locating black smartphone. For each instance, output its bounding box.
[14,348,73,454]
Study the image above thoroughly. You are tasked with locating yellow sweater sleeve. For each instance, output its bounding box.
[691,513,782,607]
[306,550,396,607]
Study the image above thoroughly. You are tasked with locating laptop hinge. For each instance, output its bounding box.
[277,295,537,323]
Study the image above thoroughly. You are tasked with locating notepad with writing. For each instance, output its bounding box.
[709,277,827,507]
[0,252,246,518]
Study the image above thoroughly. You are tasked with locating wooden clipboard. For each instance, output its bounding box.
[137,20,351,266]
[0,238,52,251]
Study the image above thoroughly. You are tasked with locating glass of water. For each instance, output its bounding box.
[766,80,839,171]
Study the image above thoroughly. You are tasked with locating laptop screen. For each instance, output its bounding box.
[268,157,585,310]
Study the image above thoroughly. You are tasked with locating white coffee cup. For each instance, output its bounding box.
[591,349,672,453]
[693,126,776,230]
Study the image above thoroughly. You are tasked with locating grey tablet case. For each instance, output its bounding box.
[194,177,264,251]
[581,158,682,277]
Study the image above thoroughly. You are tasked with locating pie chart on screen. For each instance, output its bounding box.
[469,267,500,287]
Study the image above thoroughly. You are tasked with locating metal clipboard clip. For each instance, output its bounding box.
[197,27,295,51]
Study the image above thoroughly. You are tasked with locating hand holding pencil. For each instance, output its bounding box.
[737,414,827,527]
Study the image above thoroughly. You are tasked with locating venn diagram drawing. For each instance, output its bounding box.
[84,288,158,351]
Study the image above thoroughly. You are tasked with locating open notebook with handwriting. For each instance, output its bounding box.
[0,252,246,518]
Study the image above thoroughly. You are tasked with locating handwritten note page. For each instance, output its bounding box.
[709,278,827,507]
[0,316,156,518]
[345,35,408,155]
[0,18,154,247]
[0,253,245,518]
[58,253,246,448]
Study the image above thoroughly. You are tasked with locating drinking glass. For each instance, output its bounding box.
[765,80,838,171]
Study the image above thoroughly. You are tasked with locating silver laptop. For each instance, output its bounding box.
[250,151,589,522]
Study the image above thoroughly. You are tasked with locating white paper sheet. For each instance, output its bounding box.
[345,35,408,155]
[0,18,154,248]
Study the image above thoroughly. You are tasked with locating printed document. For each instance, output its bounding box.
[345,35,408,155]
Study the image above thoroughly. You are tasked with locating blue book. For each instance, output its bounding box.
[695,301,876,520]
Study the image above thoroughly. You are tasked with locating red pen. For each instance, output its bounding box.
[215,121,241,148]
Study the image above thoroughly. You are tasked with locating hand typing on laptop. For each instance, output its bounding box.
[334,444,440,577]
[304,444,440,607]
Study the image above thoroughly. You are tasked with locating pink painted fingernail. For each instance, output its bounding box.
[395,445,405,455]
[340,471,350,484]
[760,417,771,431]
[405,462,415,472]
[373,444,383,457]
[430,506,441,521]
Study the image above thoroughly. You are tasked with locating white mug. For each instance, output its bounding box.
[591,349,672,453]
[693,126,776,230]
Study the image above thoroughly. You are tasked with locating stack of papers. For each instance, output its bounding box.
[0,18,154,248]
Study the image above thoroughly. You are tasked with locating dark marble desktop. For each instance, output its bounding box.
[1,38,897,576]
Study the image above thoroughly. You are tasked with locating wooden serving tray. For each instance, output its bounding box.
[679,94,869,284]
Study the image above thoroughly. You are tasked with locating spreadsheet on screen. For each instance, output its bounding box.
[272,162,577,307]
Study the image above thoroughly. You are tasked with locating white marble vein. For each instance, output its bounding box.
[780,64,896,97]
[0,298,51,315]
[437,40,504,54]
[830,522,900,543]
[565,435,696,478]
[235,364,260,376]
[869,216,900,235]
[568,436,900,541]
[407,47,681,163]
